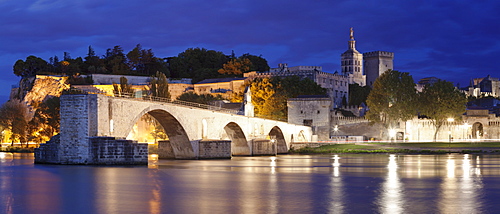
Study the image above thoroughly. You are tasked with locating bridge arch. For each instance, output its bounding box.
[128,108,195,159]
[268,126,288,153]
[224,122,250,155]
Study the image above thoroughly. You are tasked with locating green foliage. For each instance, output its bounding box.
[12,46,267,83]
[218,58,252,75]
[127,44,169,76]
[176,91,223,104]
[0,100,30,146]
[418,80,468,141]
[84,46,106,74]
[168,48,229,83]
[105,46,131,75]
[28,96,60,144]
[366,70,417,131]
[348,83,371,106]
[13,56,50,77]
[150,71,170,99]
[113,76,134,95]
[239,53,270,72]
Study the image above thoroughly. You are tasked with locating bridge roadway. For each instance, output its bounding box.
[58,94,312,162]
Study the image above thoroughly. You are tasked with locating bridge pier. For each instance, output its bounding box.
[158,140,232,159]
[251,139,277,156]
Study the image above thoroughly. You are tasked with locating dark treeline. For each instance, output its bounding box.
[13,45,270,83]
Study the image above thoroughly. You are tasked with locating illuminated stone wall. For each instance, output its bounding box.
[287,97,331,141]
[58,94,96,164]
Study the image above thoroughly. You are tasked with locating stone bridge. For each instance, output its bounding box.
[41,94,312,164]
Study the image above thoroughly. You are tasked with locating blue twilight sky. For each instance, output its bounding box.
[1,0,499,103]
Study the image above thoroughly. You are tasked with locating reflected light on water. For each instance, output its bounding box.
[268,157,278,213]
[148,154,159,169]
[440,154,484,213]
[270,157,276,174]
[332,155,340,177]
[463,154,470,178]
[446,156,455,178]
[0,152,13,163]
[328,155,344,213]
[378,154,405,214]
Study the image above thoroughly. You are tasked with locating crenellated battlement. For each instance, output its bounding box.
[363,51,394,58]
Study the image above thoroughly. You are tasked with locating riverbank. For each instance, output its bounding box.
[0,147,34,153]
[290,142,500,154]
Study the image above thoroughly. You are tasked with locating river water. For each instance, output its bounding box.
[1,152,500,213]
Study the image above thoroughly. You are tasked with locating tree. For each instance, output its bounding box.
[250,78,276,118]
[218,58,252,75]
[366,70,418,138]
[127,44,168,76]
[28,96,60,145]
[0,100,31,147]
[418,80,467,141]
[104,46,131,75]
[348,83,371,106]
[84,45,106,74]
[13,55,50,77]
[168,48,229,82]
[240,53,270,72]
[113,76,134,96]
[150,71,170,99]
[176,91,223,104]
[275,76,326,98]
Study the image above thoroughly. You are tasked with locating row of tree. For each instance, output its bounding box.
[366,70,468,141]
[13,46,270,83]
[0,96,60,147]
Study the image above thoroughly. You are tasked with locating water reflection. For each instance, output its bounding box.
[377,154,405,214]
[1,153,499,213]
[328,155,344,213]
[439,154,484,213]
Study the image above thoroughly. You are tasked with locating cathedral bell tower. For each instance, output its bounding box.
[341,28,365,86]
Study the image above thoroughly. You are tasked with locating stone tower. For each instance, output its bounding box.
[341,28,365,86]
[363,51,394,87]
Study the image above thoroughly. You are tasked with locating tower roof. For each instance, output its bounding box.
[348,27,356,51]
